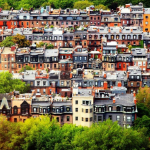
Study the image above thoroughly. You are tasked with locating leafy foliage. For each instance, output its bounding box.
[0,116,149,150]
[0,36,14,47]
[0,71,30,93]
[136,86,150,110]
[12,34,30,48]
[73,1,93,9]
[19,65,33,73]
[36,42,45,48]
[46,43,54,49]
[0,0,150,10]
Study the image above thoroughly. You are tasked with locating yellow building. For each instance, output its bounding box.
[72,83,94,127]
[143,8,150,32]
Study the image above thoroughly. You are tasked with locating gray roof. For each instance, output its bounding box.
[95,94,135,106]
[53,102,72,107]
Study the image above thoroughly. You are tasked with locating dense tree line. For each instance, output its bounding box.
[0,0,149,11]
[0,115,149,150]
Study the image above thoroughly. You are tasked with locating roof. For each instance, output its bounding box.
[2,47,15,54]
[95,94,135,106]
[44,49,58,57]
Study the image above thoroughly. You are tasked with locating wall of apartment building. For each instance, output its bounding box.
[133,60,147,71]
[1,53,16,73]
[102,62,116,71]
[127,81,142,93]
[72,96,93,127]
[52,114,73,125]
[116,62,132,71]
[94,112,134,127]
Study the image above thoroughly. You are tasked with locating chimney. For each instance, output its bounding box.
[104,81,107,89]
[134,97,136,105]
[118,81,122,87]
[113,97,115,103]
[104,73,107,78]
[70,72,72,78]
[11,46,16,51]
[133,91,136,97]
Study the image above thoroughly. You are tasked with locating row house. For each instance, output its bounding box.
[116,54,132,71]
[131,48,147,71]
[94,93,137,128]
[127,66,142,93]
[119,2,143,27]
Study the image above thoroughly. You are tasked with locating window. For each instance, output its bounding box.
[82,117,83,121]
[127,116,131,122]
[66,107,70,112]
[75,100,78,104]
[108,115,112,120]
[137,82,140,86]
[43,81,46,86]
[75,117,78,121]
[90,117,92,122]
[146,16,148,19]
[109,106,112,111]
[90,108,92,113]
[86,109,88,113]
[67,116,70,121]
[37,81,40,86]
[75,108,78,112]
[33,108,36,113]
[43,89,46,94]
[14,118,17,122]
[145,22,148,25]
[86,118,88,122]
[57,117,59,122]
[84,57,87,61]
[98,116,102,121]
[131,82,133,86]
[116,115,120,121]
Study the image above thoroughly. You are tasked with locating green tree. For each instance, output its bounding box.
[95,4,108,10]
[12,34,30,48]
[72,119,149,150]
[128,44,132,52]
[133,115,150,137]
[73,0,93,9]
[137,103,150,118]
[0,36,14,47]
[46,43,54,49]
[136,86,150,109]
[19,65,33,73]
[36,42,45,48]
[0,115,21,150]
[0,71,30,93]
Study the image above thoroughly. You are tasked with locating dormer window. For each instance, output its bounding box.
[66,107,70,112]
[104,18,108,21]
[109,106,112,111]
[114,18,118,21]
[33,108,37,113]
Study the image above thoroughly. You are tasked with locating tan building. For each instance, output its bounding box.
[72,84,94,127]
